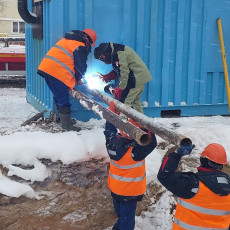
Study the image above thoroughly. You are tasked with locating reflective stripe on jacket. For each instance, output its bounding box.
[108,146,146,196]
[38,38,85,89]
[173,181,230,230]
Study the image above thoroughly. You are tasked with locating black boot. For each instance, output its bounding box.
[59,113,81,131]
[58,106,81,131]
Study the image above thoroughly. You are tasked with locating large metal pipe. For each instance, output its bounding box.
[18,0,38,25]
[92,89,192,147]
[70,89,151,146]
[18,0,43,40]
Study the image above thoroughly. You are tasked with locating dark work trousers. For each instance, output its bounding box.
[119,85,145,114]
[112,197,137,230]
[44,76,71,109]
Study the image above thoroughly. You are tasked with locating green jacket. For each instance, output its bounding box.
[111,43,152,90]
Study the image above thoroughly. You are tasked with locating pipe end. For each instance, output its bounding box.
[137,133,151,146]
[180,138,192,146]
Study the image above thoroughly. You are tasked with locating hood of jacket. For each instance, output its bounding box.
[65,30,87,44]
[197,170,230,196]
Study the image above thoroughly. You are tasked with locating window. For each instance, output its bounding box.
[12,21,25,34]
[19,22,25,33]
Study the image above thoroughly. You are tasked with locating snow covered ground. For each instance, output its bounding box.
[0,87,229,229]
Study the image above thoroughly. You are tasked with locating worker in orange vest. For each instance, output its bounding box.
[157,143,230,229]
[104,102,157,230]
[37,29,97,131]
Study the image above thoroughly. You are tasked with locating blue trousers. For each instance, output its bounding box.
[44,76,70,109]
[112,198,137,230]
[44,75,102,111]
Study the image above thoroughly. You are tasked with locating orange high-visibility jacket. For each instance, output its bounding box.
[38,38,85,89]
[173,181,230,230]
[108,146,146,196]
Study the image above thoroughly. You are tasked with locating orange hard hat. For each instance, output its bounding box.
[83,28,97,47]
[200,143,228,164]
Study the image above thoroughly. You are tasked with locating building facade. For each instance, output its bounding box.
[0,0,25,37]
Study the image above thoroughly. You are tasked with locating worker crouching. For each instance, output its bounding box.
[37,29,97,131]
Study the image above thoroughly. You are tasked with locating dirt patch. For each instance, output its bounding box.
[0,181,115,230]
[0,158,114,230]
[0,138,229,230]
[0,158,162,230]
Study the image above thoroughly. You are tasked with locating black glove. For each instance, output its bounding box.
[177,144,194,156]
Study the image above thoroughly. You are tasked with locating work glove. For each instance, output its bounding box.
[113,87,124,99]
[101,71,117,83]
[108,101,120,115]
[177,144,195,157]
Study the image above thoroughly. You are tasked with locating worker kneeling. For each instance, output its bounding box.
[157,143,230,229]
[104,103,157,230]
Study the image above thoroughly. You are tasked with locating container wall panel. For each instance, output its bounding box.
[26,0,230,120]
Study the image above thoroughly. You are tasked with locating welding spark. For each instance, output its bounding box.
[85,73,101,90]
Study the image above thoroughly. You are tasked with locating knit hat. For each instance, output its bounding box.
[94,43,112,64]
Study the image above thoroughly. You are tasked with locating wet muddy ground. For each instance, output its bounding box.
[0,153,228,230]
[0,158,162,230]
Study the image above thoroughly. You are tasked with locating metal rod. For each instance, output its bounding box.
[92,89,192,147]
[70,89,151,146]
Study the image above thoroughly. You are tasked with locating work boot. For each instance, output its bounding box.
[59,113,81,132]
